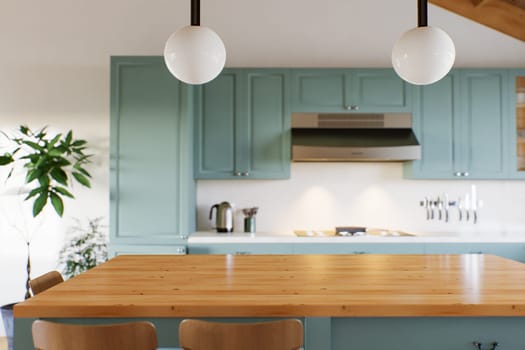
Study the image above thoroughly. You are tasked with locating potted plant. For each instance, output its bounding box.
[0,125,92,350]
[58,217,108,280]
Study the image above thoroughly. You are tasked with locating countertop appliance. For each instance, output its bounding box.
[209,201,234,233]
[291,113,421,162]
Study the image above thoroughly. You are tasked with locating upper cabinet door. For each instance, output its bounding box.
[348,69,411,113]
[405,69,510,179]
[291,69,347,112]
[242,70,291,179]
[291,68,410,113]
[194,70,240,178]
[458,70,509,179]
[194,69,291,179]
[404,73,457,179]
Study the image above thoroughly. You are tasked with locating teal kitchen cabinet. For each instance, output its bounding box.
[188,243,293,255]
[405,69,510,179]
[423,243,525,262]
[291,68,411,113]
[110,57,195,255]
[110,244,187,257]
[194,69,291,179]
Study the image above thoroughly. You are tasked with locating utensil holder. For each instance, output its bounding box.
[244,217,256,233]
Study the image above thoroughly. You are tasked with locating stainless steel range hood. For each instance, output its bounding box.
[291,113,421,162]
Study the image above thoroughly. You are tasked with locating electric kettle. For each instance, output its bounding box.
[209,201,234,233]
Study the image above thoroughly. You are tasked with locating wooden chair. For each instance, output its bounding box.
[32,320,157,350]
[29,271,64,296]
[179,319,304,350]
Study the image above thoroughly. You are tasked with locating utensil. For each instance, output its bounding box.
[457,196,463,221]
[443,193,449,222]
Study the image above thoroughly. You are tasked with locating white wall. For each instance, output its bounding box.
[197,163,525,235]
[0,63,110,334]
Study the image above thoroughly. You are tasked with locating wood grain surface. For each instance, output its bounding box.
[13,254,525,318]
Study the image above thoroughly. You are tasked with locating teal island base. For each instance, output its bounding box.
[14,317,525,350]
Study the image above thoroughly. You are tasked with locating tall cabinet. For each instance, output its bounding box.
[110,57,195,255]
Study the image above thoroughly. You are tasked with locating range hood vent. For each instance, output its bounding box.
[291,113,421,162]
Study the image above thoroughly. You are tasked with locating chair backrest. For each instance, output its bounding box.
[29,271,64,296]
[32,320,158,350]
[179,319,304,350]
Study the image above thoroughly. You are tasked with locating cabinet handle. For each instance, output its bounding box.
[473,342,499,350]
[241,172,249,176]
[345,105,359,111]
[353,251,367,255]
[454,171,470,177]
[175,247,186,254]
[234,171,241,176]
[235,251,250,255]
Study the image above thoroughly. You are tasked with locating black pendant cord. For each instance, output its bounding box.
[418,0,428,27]
[191,0,200,26]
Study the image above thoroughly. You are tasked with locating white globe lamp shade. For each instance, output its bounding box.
[392,26,455,85]
[164,25,226,85]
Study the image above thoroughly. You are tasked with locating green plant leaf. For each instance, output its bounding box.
[38,175,50,187]
[71,140,87,147]
[73,164,92,178]
[35,126,48,140]
[65,131,72,146]
[48,148,64,157]
[32,192,48,217]
[50,192,64,217]
[53,186,74,198]
[26,168,43,183]
[22,140,44,151]
[24,186,46,200]
[47,134,62,149]
[50,167,68,186]
[0,154,14,165]
[72,172,91,188]
[20,154,39,163]
[19,125,29,135]
[54,157,71,167]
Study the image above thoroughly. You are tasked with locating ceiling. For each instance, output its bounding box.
[0,0,524,68]
[430,0,525,42]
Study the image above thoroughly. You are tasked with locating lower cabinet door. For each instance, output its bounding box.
[424,243,525,263]
[292,243,425,254]
[188,243,293,255]
[331,317,525,350]
[110,244,187,257]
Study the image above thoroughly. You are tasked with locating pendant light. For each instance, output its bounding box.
[164,0,226,85]
[391,0,455,85]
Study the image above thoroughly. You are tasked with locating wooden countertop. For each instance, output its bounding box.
[14,254,525,318]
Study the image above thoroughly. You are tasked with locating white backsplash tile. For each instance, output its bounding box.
[197,163,525,235]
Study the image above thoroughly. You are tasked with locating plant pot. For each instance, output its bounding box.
[1,303,15,350]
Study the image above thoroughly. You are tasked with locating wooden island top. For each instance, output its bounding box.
[14,254,525,318]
